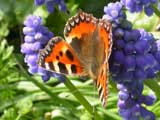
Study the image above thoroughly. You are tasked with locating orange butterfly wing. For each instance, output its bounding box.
[38,37,83,75]
[64,11,112,107]
[64,11,97,43]
[97,19,112,107]
[38,11,113,107]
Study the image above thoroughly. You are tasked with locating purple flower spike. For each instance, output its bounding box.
[34,0,67,13]
[21,15,57,82]
[103,2,157,119]
[121,0,157,16]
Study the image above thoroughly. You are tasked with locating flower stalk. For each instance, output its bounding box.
[64,77,102,120]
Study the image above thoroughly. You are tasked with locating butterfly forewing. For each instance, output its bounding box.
[64,11,97,43]
[38,37,84,75]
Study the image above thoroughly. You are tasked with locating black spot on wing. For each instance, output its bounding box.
[58,62,68,74]
[71,64,77,73]
[59,51,63,56]
[48,62,55,71]
[66,50,74,61]
[56,56,60,60]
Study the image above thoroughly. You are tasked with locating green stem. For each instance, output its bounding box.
[15,56,70,105]
[15,56,102,119]
[152,4,160,16]
[64,77,102,120]
[15,114,21,120]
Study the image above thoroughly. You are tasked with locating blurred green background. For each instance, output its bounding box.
[0,0,160,120]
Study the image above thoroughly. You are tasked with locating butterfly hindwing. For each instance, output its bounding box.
[64,12,112,107]
[96,19,112,107]
[38,37,83,75]
[97,63,109,107]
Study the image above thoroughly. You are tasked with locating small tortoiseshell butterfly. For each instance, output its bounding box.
[38,11,112,107]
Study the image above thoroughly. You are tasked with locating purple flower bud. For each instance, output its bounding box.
[146,68,156,78]
[144,6,154,16]
[35,0,45,5]
[131,29,141,41]
[136,55,149,70]
[32,42,42,51]
[145,54,157,68]
[122,71,134,82]
[135,4,143,12]
[34,32,43,40]
[154,51,160,62]
[24,35,35,43]
[140,94,156,105]
[26,54,38,66]
[135,40,150,54]
[124,42,135,55]
[119,108,131,119]
[23,27,35,35]
[28,66,38,74]
[117,84,127,91]
[151,0,157,3]
[124,31,132,42]
[124,56,136,71]
[46,1,55,13]
[24,15,42,27]
[38,67,48,75]
[115,39,125,49]
[42,75,50,82]
[110,64,120,75]
[113,50,125,64]
[118,100,127,109]
[134,69,146,80]
[156,40,160,51]
[34,0,67,13]
[114,28,124,38]
[140,107,155,120]
[21,43,34,54]
[119,91,129,100]
[131,105,141,117]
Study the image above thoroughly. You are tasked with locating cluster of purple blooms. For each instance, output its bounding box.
[121,0,157,16]
[103,1,159,120]
[21,0,159,119]
[21,15,57,81]
[35,0,66,13]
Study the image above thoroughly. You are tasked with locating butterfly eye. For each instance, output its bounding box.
[66,50,74,61]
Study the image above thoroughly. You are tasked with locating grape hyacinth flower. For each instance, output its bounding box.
[21,15,62,82]
[117,83,156,120]
[103,2,160,119]
[35,0,67,13]
[121,0,157,16]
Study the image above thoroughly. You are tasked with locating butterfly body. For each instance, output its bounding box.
[38,11,112,106]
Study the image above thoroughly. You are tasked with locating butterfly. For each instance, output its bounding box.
[38,11,112,107]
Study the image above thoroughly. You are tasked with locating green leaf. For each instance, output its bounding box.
[2,46,13,60]
[145,79,160,98]
[127,12,159,31]
[0,108,17,120]
[46,9,68,36]
[16,98,33,115]
[76,0,110,18]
